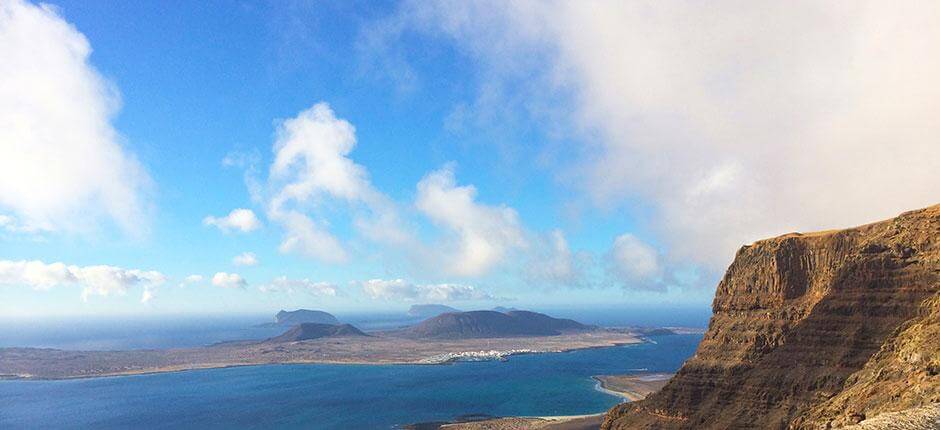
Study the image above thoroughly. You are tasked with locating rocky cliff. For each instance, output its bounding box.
[604,204,940,430]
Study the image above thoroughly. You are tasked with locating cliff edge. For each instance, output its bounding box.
[604,204,940,430]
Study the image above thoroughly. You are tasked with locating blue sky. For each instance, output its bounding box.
[2,1,938,317]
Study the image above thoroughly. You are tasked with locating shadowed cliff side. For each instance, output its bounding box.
[603,204,940,430]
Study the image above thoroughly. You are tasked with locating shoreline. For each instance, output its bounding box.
[591,373,673,402]
[423,373,675,429]
[420,413,608,430]
[593,376,636,401]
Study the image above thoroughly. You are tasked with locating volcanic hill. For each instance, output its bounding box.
[400,310,592,339]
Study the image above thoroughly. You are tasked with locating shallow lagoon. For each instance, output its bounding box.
[0,334,700,429]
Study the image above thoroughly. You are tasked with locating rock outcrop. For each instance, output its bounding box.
[604,204,940,430]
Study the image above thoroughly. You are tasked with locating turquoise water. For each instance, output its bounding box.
[0,334,700,429]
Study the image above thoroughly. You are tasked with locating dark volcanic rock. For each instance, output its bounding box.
[603,204,940,430]
[407,304,461,318]
[266,323,368,343]
[401,310,591,339]
[274,309,339,325]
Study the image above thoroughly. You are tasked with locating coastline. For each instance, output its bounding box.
[420,373,674,429]
[593,376,636,401]
[591,373,673,402]
[415,413,607,430]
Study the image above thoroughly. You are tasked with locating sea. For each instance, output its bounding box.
[0,307,707,429]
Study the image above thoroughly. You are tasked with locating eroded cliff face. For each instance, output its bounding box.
[604,205,940,430]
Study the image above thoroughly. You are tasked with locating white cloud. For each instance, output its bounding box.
[386,1,940,269]
[203,208,261,233]
[0,259,166,301]
[415,166,527,276]
[258,276,337,297]
[0,259,74,289]
[0,0,150,235]
[232,252,259,267]
[265,102,411,263]
[76,265,167,301]
[257,103,533,279]
[211,272,246,289]
[270,103,376,206]
[360,278,497,301]
[606,234,663,290]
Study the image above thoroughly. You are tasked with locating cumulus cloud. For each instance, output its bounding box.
[258,276,337,296]
[416,166,527,276]
[270,103,377,207]
[265,102,411,263]
[203,209,261,233]
[211,272,246,289]
[232,252,259,266]
[359,278,498,301]
[0,259,166,301]
[0,0,150,235]
[254,103,533,279]
[381,1,940,269]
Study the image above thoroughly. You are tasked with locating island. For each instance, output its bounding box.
[0,310,641,380]
[273,309,340,325]
[407,304,461,318]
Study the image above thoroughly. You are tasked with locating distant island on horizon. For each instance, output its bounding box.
[407,304,461,318]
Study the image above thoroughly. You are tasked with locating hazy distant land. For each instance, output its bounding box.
[0,330,642,380]
[0,309,650,380]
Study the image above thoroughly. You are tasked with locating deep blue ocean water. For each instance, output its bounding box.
[0,334,701,429]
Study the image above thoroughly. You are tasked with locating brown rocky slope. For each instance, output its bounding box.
[603,204,940,430]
